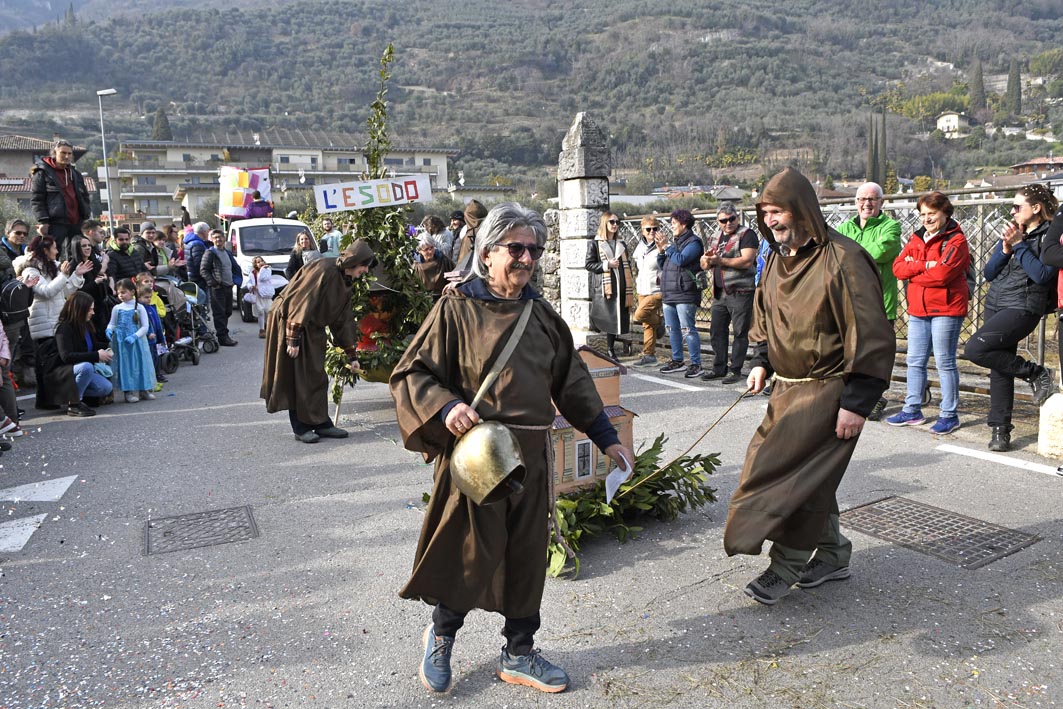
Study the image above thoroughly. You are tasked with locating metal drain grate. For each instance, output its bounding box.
[144,505,259,555]
[841,496,1038,569]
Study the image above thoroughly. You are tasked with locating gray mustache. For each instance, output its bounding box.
[510,263,533,272]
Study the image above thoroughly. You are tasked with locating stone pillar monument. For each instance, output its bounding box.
[557,112,610,345]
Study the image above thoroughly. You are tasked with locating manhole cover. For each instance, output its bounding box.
[144,506,259,555]
[842,496,1038,569]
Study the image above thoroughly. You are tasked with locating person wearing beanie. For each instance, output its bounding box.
[447,211,465,261]
[261,239,376,443]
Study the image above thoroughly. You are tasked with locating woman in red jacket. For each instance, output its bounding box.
[888,192,971,434]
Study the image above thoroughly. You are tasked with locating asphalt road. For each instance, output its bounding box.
[1,317,1062,708]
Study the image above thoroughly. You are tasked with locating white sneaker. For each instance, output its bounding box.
[0,417,17,434]
[124,392,140,403]
[140,391,156,401]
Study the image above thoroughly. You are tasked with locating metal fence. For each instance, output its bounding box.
[619,192,1050,358]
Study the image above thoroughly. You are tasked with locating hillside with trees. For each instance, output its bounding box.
[1,0,1061,190]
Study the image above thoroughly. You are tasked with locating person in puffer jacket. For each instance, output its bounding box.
[888,192,970,433]
[965,184,1059,452]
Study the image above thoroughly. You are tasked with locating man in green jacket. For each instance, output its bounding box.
[836,182,901,421]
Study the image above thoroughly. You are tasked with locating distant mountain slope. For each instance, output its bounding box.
[0,0,1059,180]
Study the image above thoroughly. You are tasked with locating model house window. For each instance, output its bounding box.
[575,440,592,479]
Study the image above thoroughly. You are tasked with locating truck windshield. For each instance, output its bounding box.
[234,224,306,255]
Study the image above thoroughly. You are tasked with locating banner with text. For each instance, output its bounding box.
[218,166,272,218]
[314,175,433,213]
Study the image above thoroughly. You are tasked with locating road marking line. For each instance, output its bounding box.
[0,475,78,502]
[0,514,47,552]
[628,373,702,392]
[936,443,1062,477]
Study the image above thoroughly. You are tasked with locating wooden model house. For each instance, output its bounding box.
[551,347,636,493]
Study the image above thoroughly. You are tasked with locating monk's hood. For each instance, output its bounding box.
[756,167,829,248]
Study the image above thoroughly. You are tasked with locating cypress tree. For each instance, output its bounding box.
[878,108,888,185]
[866,113,876,182]
[151,107,173,140]
[1005,59,1022,116]
[969,59,986,113]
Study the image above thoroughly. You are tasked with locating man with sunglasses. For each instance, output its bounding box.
[835,182,902,420]
[699,202,758,384]
[392,202,631,694]
[631,216,664,365]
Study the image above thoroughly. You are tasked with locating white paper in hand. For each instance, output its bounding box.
[604,454,633,504]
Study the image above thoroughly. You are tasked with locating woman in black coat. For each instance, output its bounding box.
[584,211,632,359]
[39,292,113,416]
[67,234,114,336]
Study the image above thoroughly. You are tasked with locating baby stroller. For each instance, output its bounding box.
[175,282,219,362]
[153,278,189,374]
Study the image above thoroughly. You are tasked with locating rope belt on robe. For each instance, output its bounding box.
[504,421,574,559]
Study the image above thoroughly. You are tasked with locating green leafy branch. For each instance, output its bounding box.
[547,434,718,578]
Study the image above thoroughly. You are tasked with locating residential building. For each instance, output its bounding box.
[936,111,974,139]
[102,129,457,228]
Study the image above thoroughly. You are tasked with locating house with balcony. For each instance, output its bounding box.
[103,129,457,228]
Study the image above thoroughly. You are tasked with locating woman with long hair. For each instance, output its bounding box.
[584,211,632,359]
[285,230,321,280]
[965,184,1059,451]
[888,192,971,434]
[40,291,113,416]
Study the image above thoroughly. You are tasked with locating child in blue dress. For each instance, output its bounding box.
[106,278,156,403]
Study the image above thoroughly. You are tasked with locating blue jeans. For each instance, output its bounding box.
[663,302,700,365]
[73,362,113,401]
[904,315,962,418]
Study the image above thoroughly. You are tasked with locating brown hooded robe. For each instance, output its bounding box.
[723,168,895,555]
[260,239,374,424]
[390,286,604,617]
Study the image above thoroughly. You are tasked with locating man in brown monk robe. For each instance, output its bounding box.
[411,234,454,297]
[260,240,376,443]
[391,202,632,694]
[724,168,895,605]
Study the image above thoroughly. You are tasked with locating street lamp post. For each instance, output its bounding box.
[96,88,117,227]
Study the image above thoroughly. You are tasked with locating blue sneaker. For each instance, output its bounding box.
[929,416,960,435]
[419,623,454,693]
[886,410,925,427]
[497,648,569,693]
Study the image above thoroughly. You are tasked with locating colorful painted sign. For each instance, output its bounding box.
[314,175,432,213]
[218,166,272,218]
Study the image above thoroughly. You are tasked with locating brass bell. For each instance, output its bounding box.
[450,421,526,505]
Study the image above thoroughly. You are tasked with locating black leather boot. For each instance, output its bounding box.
[988,425,1012,452]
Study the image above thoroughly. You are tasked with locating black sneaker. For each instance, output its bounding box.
[659,360,685,374]
[721,372,742,385]
[867,397,888,422]
[744,568,792,605]
[66,402,96,417]
[795,558,851,588]
[684,364,703,378]
[699,370,726,381]
[1029,365,1056,406]
[219,337,238,347]
[988,425,1012,452]
[419,623,454,693]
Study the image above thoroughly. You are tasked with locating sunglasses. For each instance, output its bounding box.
[11,230,27,236]
[718,216,737,224]
[644,226,660,232]
[607,219,619,225]
[1010,204,1023,211]
[498,242,545,260]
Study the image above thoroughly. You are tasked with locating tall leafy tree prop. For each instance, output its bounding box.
[324,44,433,408]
